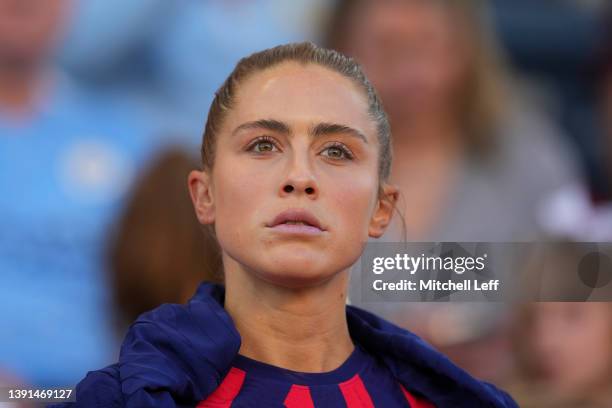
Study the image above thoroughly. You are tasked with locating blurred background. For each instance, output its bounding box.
[1,0,612,406]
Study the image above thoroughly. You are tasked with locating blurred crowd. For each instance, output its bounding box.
[1,0,611,406]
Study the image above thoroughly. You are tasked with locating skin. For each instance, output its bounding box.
[189,62,398,372]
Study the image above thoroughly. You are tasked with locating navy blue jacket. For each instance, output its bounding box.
[50,282,518,407]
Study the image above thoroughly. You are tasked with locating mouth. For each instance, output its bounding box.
[266,209,326,235]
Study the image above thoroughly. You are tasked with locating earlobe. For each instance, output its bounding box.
[368,184,399,238]
[188,170,215,225]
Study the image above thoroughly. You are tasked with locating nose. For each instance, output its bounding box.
[280,151,318,199]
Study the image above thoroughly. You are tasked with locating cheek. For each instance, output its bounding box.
[324,169,378,236]
[211,160,270,246]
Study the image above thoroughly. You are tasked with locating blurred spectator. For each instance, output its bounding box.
[326,0,584,241]
[107,147,222,335]
[509,302,612,408]
[328,0,585,384]
[0,0,161,386]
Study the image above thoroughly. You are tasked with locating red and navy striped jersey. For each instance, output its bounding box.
[198,345,433,407]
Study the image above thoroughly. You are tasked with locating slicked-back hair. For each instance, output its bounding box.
[200,42,392,183]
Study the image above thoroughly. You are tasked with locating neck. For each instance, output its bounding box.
[223,255,354,373]
[0,62,44,112]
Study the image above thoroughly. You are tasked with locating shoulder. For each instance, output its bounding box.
[347,305,518,408]
[65,286,241,407]
[47,364,122,408]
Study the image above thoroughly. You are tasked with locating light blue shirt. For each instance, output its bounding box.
[0,72,161,386]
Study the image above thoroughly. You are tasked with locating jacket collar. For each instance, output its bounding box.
[346,303,516,407]
[118,282,515,407]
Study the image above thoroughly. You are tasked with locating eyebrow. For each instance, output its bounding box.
[232,119,368,144]
[310,122,368,144]
[232,119,290,136]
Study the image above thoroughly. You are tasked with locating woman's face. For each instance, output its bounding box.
[345,0,470,121]
[190,62,395,288]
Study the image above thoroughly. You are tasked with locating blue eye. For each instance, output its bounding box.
[320,143,354,160]
[247,136,279,153]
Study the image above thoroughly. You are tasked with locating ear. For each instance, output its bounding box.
[368,183,399,238]
[188,170,215,225]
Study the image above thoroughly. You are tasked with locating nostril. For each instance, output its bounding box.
[284,185,294,193]
[305,187,314,195]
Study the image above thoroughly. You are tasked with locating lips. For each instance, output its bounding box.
[267,209,325,233]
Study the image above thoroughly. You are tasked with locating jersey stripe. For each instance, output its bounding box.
[338,374,375,408]
[284,384,315,408]
[400,384,435,408]
[197,367,246,408]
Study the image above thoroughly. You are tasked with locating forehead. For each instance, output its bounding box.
[352,1,456,39]
[226,62,377,139]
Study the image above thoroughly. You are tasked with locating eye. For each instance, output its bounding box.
[320,142,354,160]
[246,136,280,153]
